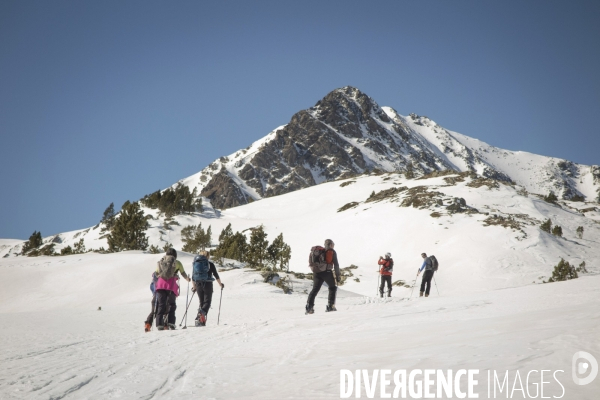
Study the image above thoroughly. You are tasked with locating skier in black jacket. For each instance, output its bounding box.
[192,250,224,326]
[306,239,340,314]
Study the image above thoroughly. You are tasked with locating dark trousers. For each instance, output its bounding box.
[307,271,337,308]
[145,293,157,325]
[420,270,434,295]
[195,281,214,317]
[155,289,177,327]
[379,275,392,296]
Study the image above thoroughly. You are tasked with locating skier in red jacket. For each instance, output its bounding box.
[378,252,394,297]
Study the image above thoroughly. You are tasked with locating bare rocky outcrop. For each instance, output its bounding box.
[200,169,249,210]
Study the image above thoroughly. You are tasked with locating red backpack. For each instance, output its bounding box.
[308,246,332,273]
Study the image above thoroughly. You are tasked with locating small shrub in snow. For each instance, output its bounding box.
[337,265,359,286]
[544,191,558,204]
[338,202,359,212]
[61,246,73,255]
[576,226,584,239]
[148,245,161,254]
[551,225,563,237]
[540,218,552,233]
[366,187,408,203]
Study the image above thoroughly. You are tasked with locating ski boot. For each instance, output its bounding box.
[156,325,166,331]
[379,290,384,298]
[425,293,429,298]
[168,323,177,330]
[387,291,392,298]
[195,311,207,326]
[144,322,151,332]
[325,304,337,312]
[420,291,424,297]
[305,304,314,315]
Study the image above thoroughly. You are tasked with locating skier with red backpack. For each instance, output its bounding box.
[378,252,394,297]
[306,239,340,314]
[417,252,438,297]
[152,248,190,331]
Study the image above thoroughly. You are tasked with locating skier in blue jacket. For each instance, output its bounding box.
[417,252,434,297]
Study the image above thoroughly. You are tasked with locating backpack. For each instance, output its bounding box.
[157,255,177,280]
[192,255,214,282]
[429,255,439,271]
[308,246,330,273]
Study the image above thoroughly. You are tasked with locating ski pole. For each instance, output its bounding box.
[180,290,196,327]
[217,286,224,325]
[433,275,440,296]
[182,277,190,328]
[408,272,419,300]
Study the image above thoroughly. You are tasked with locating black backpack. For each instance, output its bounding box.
[429,255,439,271]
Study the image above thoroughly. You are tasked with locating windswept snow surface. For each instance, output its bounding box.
[0,251,599,399]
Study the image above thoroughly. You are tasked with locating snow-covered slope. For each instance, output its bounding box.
[1,250,599,399]
[4,171,599,299]
[388,109,599,201]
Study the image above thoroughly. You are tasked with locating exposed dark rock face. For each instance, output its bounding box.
[200,169,249,210]
[199,87,456,209]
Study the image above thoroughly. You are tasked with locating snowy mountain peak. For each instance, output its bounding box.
[172,87,600,212]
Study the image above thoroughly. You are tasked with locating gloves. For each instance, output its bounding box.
[221,283,225,289]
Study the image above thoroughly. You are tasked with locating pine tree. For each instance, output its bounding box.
[544,191,558,204]
[73,238,86,254]
[576,261,588,274]
[540,218,552,233]
[21,231,43,254]
[107,201,149,252]
[181,223,212,253]
[266,233,291,271]
[205,225,212,249]
[267,233,285,270]
[213,229,247,264]
[61,245,73,255]
[280,243,291,272]
[576,226,584,239]
[548,258,578,282]
[219,223,233,243]
[551,225,563,237]
[101,202,116,230]
[247,226,269,269]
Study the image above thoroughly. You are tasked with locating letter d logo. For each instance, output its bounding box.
[572,351,598,385]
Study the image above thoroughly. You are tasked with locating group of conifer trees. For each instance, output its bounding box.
[211,223,291,271]
[140,183,202,217]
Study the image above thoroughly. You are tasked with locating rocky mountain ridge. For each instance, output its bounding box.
[179,86,599,210]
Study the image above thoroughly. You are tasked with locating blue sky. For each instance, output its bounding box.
[1,1,599,240]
